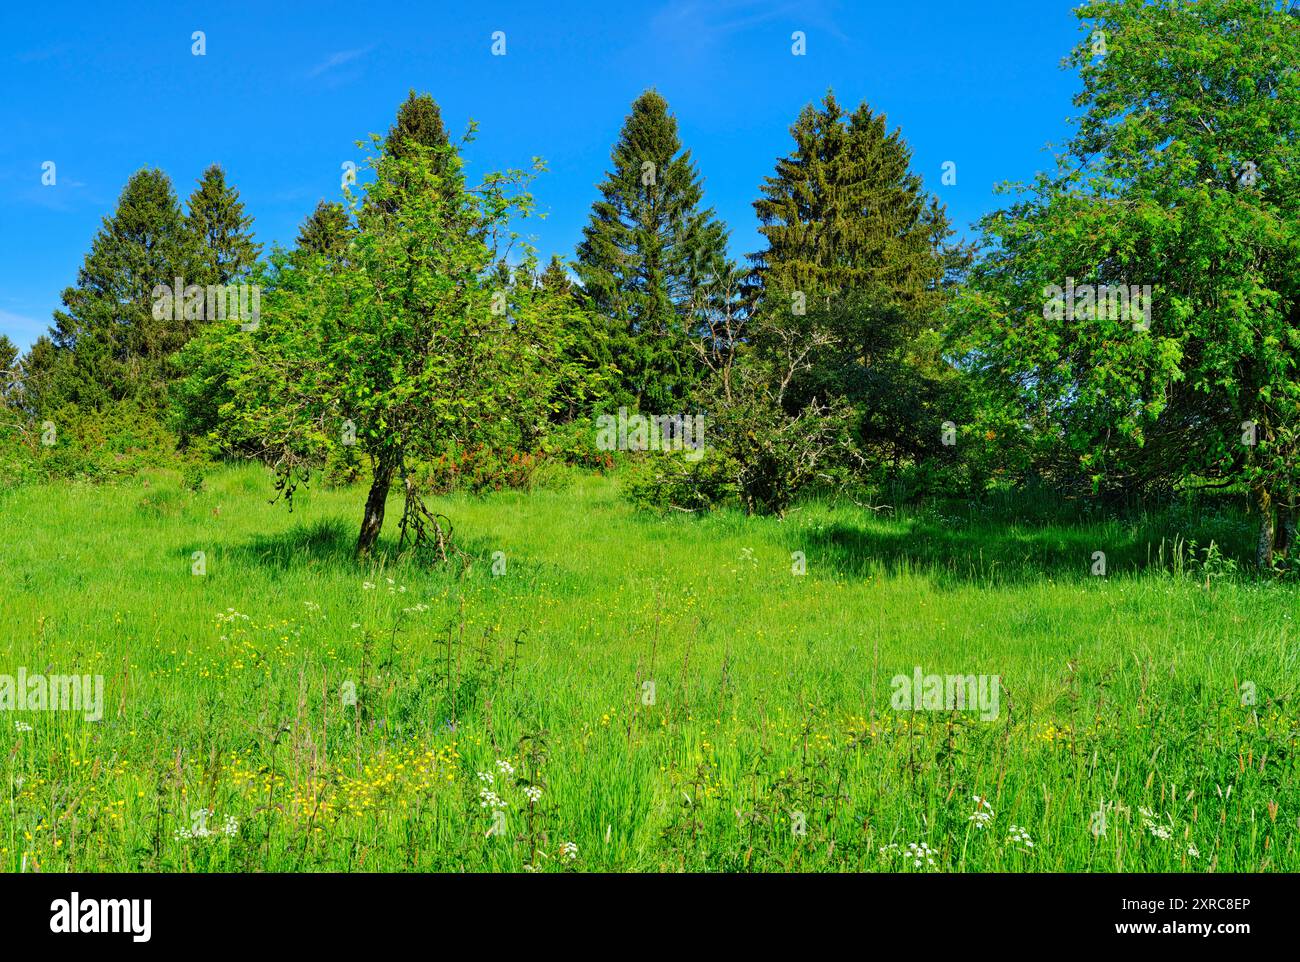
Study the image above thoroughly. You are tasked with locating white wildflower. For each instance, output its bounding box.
[968,795,995,829]
[1139,806,1173,841]
[881,840,936,868]
[1007,824,1034,850]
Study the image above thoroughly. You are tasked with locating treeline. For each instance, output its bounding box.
[2,0,1297,565]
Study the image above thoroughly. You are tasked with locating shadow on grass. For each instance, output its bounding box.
[225,515,504,575]
[227,517,358,571]
[802,512,1256,586]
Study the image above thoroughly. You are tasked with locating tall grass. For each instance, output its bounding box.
[0,465,1295,871]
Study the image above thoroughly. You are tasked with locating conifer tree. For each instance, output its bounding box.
[165,166,262,445]
[535,254,613,421]
[49,168,193,408]
[575,89,728,411]
[14,336,60,416]
[745,92,965,480]
[185,164,261,287]
[385,90,450,158]
[539,254,573,296]
[294,201,351,260]
[381,90,458,206]
[749,91,947,311]
[0,335,16,377]
[0,335,18,411]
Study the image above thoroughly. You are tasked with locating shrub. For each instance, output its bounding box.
[624,351,860,516]
[623,450,734,512]
[414,444,540,495]
[539,419,616,472]
[1,400,180,485]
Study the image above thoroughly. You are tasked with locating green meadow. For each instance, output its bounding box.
[1,466,1297,872]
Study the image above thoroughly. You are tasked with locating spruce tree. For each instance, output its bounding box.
[14,336,62,416]
[539,254,573,296]
[185,164,261,287]
[575,89,728,411]
[385,90,450,158]
[749,91,946,310]
[381,90,458,206]
[295,200,351,260]
[0,335,18,410]
[0,335,16,377]
[746,92,964,477]
[537,254,613,420]
[164,166,261,447]
[50,167,193,408]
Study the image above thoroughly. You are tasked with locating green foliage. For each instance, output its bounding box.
[412,444,542,496]
[702,351,860,515]
[749,91,953,307]
[742,91,970,490]
[955,0,1300,531]
[622,449,733,512]
[28,161,260,472]
[185,164,261,287]
[176,100,579,553]
[775,291,970,486]
[168,259,273,452]
[322,438,364,488]
[0,400,177,485]
[629,332,859,516]
[381,89,459,209]
[46,169,196,411]
[485,256,613,447]
[293,200,351,263]
[575,89,731,411]
[538,254,573,295]
[385,89,450,159]
[539,419,616,472]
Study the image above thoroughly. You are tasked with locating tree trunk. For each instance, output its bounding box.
[1255,486,1274,570]
[1277,501,1296,560]
[357,451,398,556]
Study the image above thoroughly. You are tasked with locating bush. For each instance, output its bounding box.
[413,444,540,495]
[0,433,38,487]
[540,419,616,472]
[0,400,180,485]
[624,353,860,516]
[623,450,734,512]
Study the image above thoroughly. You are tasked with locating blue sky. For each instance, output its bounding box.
[0,0,1089,351]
